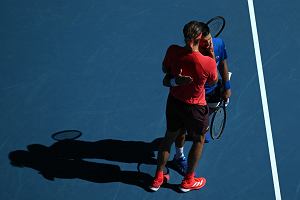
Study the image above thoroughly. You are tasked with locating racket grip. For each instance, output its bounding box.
[228,72,232,80]
[225,98,229,107]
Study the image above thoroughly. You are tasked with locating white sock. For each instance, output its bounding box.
[175,147,184,159]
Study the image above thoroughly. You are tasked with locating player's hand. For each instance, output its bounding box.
[175,69,193,86]
[199,42,215,60]
[175,76,193,86]
[222,89,231,100]
[221,89,231,107]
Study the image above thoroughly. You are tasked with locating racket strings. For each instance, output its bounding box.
[206,16,225,37]
[208,20,223,36]
[211,107,226,139]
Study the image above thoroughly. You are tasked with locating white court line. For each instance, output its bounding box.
[247,0,282,200]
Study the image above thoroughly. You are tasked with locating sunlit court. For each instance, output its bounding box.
[1,0,300,199]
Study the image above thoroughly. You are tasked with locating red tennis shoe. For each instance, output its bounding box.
[179,173,206,192]
[149,170,170,192]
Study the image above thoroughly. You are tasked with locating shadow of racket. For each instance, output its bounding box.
[51,130,82,141]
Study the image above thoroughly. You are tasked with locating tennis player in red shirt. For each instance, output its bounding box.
[149,21,218,192]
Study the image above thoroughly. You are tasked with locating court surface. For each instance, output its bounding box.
[1,0,300,199]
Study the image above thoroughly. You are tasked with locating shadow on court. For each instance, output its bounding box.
[8,134,182,192]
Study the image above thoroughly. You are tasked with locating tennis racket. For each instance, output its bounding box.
[51,130,82,141]
[210,100,227,140]
[206,16,226,37]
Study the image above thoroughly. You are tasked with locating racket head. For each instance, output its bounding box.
[210,101,227,140]
[206,16,226,37]
[51,130,82,141]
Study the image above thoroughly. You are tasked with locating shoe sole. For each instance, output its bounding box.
[149,186,160,192]
[179,187,191,193]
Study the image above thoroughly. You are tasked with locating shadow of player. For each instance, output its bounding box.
[8,137,181,192]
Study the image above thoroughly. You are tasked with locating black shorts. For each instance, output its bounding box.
[166,94,209,136]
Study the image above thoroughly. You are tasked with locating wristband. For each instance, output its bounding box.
[170,78,178,87]
[224,80,231,90]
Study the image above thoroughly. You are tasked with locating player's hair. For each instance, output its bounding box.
[183,21,205,44]
[201,23,210,37]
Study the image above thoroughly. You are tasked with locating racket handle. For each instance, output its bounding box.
[225,98,229,107]
[224,72,231,107]
[228,72,232,80]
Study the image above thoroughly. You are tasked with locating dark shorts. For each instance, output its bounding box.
[166,94,209,136]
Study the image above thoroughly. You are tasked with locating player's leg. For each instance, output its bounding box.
[150,95,183,191]
[156,130,180,172]
[172,129,188,175]
[180,135,207,192]
[186,132,206,173]
[179,104,209,192]
[174,129,186,159]
[150,129,179,191]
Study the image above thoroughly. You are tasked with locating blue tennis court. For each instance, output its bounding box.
[1,0,300,199]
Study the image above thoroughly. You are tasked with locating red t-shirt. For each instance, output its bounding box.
[163,45,217,105]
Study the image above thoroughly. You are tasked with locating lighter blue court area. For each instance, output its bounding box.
[1,0,300,199]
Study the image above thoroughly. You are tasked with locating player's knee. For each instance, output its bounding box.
[175,131,185,141]
[192,134,204,143]
[192,129,207,143]
[160,130,178,151]
[159,139,172,152]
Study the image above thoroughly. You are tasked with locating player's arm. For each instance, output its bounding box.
[162,47,174,87]
[162,65,168,74]
[162,64,173,87]
[206,75,218,86]
[219,59,230,82]
[163,73,172,87]
[162,45,193,87]
[219,59,231,99]
[218,39,231,100]
[206,58,218,86]
[163,69,193,87]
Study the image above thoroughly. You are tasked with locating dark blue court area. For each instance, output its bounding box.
[1,0,300,199]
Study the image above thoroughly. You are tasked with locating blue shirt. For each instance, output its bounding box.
[205,37,227,94]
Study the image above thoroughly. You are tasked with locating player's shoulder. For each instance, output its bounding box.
[165,44,180,54]
[212,37,225,46]
[165,45,185,57]
[205,56,216,66]
[194,53,215,66]
[167,44,182,51]
[203,55,217,70]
